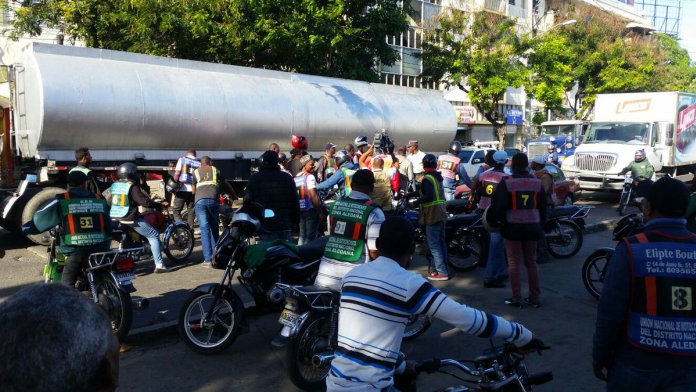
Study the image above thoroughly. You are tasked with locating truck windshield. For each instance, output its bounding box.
[540,124,576,137]
[584,122,650,144]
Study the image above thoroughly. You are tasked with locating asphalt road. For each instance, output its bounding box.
[1,221,615,392]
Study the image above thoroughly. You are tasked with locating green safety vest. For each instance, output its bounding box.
[57,192,109,246]
[109,181,133,219]
[421,174,445,208]
[341,166,357,196]
[323,199,375,263]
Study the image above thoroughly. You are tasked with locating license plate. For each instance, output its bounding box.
[279,309,300,328]
[114,272,136,284]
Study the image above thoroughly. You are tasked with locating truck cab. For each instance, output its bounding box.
[523,120,587,165]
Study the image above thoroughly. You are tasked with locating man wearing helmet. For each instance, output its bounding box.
[107,163,170,273]
[473,150,510,288]
[544,145,559,166]
[412,154,450,281]
[353,136,370,165]
[316,150,358,197]
[438,140,473,201]
[619,149,654,186]
[171,149,200,230]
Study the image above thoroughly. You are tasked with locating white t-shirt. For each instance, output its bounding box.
[407,150,426,174]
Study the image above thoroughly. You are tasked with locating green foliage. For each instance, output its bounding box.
[422,10,530,144]
[7,0,408,82]
[527,33,574,112]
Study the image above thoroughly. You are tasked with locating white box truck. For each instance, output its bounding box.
[562,92,696,191]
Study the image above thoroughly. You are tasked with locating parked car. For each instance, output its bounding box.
[458,141,498,178]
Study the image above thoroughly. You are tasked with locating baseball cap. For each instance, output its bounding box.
[326,143,337,150]
[407,140,418,147]
[397,145,407,154]
[300,155,313,166]
[532,156,546,165]
[492,151,508,163]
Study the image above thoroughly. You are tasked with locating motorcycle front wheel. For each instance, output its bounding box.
[546,220,583,259]
[403,315,432,341]
[582,250,612,299]
[286,313,332,391]
[447,231,485,272]
[164,225,194,262]
[618,187,631,216]
[178,291,243,354]
[96,277,133,340]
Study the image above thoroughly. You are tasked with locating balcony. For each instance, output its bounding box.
[483,0,507,14]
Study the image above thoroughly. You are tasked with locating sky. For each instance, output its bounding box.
[680,0,696,61]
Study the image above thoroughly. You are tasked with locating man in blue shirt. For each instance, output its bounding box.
[316,150,356,197]
[593,177,696,391]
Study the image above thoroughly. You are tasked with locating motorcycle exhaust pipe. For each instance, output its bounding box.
[312,353,335,368]
[132,298,149,310]
[267,287,286,304]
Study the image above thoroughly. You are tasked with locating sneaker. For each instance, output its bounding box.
[427,272,449,281]
[504,298,522,308]
[201,261,213,268]
[524,297,541,308]
[154,266,170,274]
[483,280,506,288]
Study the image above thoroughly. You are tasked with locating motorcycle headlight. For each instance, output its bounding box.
[556,148,561,153]
[566,143,572,149]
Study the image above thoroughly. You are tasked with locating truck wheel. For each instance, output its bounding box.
[22,187,67,246]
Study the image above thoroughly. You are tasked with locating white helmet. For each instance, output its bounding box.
[354,135,369,147]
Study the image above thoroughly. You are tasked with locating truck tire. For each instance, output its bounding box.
[22,187,67,246]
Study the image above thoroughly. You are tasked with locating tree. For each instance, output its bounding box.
[421,10,530,147]
[6,0,408,82]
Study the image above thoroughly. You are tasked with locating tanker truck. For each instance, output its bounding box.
[562,92,696,191]
[0,43,457,244]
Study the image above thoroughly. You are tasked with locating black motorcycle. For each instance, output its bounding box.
[544,205,592,259]
[177,202,325,354]
[582,214,643,299]
[273,284,432,391]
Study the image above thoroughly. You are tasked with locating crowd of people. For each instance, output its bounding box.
[8,135,696,392]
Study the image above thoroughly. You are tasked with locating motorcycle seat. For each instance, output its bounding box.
[447,213,480,227]
[297,236,329,261]
[445,199,469,215]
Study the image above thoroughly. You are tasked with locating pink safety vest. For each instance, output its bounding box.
[504,177,542,224]
[477,170,508,210]
[437,154,461,180]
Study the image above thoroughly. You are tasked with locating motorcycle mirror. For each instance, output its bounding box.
[264,209,275,218]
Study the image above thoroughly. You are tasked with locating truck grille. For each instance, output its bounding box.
[574,153,617,172]
[527,143,549,158]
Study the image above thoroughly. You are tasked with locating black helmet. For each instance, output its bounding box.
[165,178,181,193]
[117,162,138,181]
[449,141,462,154]
[335,150,349,167]
[422,154,438,169]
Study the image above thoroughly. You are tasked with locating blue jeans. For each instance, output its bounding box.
[299,210,320,245]
[607,359,696,392]
[483,232,507,282]
[426,220,448,275]
[131,217,164,268]
[443,178,456,201]
[195,198,219,262]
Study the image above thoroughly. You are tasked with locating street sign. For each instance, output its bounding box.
[506,109,523,126]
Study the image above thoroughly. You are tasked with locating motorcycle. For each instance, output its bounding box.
[543,205,592,259]
[177,202,325,354]
[112,198,194,263]
[394,193,487,272]
[272,283,432,391]
[42,227,147,339]
[617,174,652,216]
[404,340,552,391]
[582,213,643,299]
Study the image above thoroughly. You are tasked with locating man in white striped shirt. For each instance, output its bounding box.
[327,216,538,391]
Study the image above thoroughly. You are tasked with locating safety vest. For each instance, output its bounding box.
[437,154,461,180]
[477,170,508,210]
[56,191,109,246]
[419,174,447,225]
[371,169,392,212]
[504,176,541,224]
[294,174,313,212]
[625,231,696,356]
[69,166,91,175]
[534,169,554,204]
[194,166,219,188]
[421,174,446,208]
[179,156,201,184]
[325,155,338,176]
[109,181,133,219]
[323,199,375,263]
[341,166,357,197]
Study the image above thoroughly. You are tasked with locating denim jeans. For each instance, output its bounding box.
[195,198,220,262]
[607,359,696,392]
[131,217,164,268]
[443,178,456,201]
[483,232,507,282]
[299,210,320,245]
[426,220,448,275]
